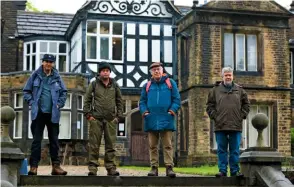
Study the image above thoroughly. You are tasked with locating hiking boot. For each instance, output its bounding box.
[51,164,67,175]
[166,165,176,178]
[88,164,98,176]
[231,172,244,177]
[28,167,37,175]
[148,166,158,176]
[215,172,227,177]
[107,167,120,176]
[88,171,97,176]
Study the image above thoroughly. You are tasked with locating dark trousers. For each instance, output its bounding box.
[29,111,60,167]
[215,131,242,175]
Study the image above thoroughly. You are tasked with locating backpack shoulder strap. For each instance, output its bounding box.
[91,79,96,96]
[146,80,152,93]
[165,78,172,89]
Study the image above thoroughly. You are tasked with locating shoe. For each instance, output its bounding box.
[107,167,120,176]
[231,172,244,177]
[147,166,158,176]
[166,165,176,178]
[51,164,67,175]
[88,164,98,176]
[215,172,227,177]
[88,171,97,176]
[28,167,37,175]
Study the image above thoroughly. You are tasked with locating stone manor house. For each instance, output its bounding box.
[1,0,293,166]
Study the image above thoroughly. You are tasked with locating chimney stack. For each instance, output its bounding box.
[290,0,294,13]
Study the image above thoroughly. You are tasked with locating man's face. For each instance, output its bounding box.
[42,61,54,71]
[151,66,163,79]
[222,72,233,85]
[99,68,110,80]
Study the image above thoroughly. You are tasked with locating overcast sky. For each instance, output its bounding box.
[30,0,292,14]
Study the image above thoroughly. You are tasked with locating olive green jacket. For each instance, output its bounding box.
[206,82,250,132]
[83,77,123,121]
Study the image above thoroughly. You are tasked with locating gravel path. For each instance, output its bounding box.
[30,166,198,176]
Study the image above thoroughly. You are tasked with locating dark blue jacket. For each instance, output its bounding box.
[23,66,67,123]
[139,75,181,132]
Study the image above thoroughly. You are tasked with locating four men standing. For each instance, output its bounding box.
[23,54,248,177]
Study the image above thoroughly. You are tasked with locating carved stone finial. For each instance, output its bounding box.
[1,106,15,143]
[251,113,269,147]
[1,106,16,125]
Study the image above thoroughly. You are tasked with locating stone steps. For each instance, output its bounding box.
[19,176,259,186]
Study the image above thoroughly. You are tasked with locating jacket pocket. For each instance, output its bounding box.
[33,79,40,97]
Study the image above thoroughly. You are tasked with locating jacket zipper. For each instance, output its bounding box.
[156,84,159,130]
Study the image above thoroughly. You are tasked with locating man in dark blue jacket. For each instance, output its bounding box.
[23,54,67,175]
[139,62,181,178]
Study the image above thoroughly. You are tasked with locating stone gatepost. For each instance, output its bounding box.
[240,113,293,187]
[1,106,25,187]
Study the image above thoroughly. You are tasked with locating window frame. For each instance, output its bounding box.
[222,30,260,72]
[86,20,124,63]
[13,93,23,139]
[23,40,69,72]
[58,111,72,139]
[77,94,84,139]
[24,42,37,71]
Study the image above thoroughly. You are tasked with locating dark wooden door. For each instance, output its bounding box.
[131,131,149,164]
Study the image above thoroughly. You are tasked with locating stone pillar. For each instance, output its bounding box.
[240,113,293,186]
[1,106,25,187]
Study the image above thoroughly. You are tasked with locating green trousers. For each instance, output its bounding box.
[88,119,117,171]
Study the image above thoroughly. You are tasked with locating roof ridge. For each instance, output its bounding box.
[17,10,74,16]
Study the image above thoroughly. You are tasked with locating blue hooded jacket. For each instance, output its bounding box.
[23,66,67,123]
[139,75,181,132]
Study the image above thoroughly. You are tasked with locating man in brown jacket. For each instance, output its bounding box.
[206,67,250,177]
[83,62,123,176]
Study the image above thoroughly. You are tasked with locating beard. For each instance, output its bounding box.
[101,75,109,81]
[224,80,232,86]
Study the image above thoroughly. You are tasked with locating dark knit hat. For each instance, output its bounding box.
[149,62,163,70]
[98,62,112,72]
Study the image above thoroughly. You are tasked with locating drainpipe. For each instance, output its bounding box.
[172,17,179,166]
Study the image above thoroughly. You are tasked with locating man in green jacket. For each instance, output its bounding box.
[206,67,250,178]
[83,62,123,176]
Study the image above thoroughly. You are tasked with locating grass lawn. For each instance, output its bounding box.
[121,165,219,176]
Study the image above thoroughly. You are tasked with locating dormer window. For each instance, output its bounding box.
[24,41,69,72]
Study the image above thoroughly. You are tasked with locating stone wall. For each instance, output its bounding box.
[176,1,292,165]
[1,1,26,73]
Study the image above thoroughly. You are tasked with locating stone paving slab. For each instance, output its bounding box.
[28,166,198,176]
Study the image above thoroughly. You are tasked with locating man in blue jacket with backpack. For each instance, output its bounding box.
[139,62,181,178]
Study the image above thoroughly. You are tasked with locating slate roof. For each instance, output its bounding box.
[175,5,192,15]
[16,10,74,37]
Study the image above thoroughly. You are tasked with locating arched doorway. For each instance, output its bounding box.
[127,108,149,165]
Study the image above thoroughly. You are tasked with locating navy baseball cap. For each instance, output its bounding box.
[42,54,56,62]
